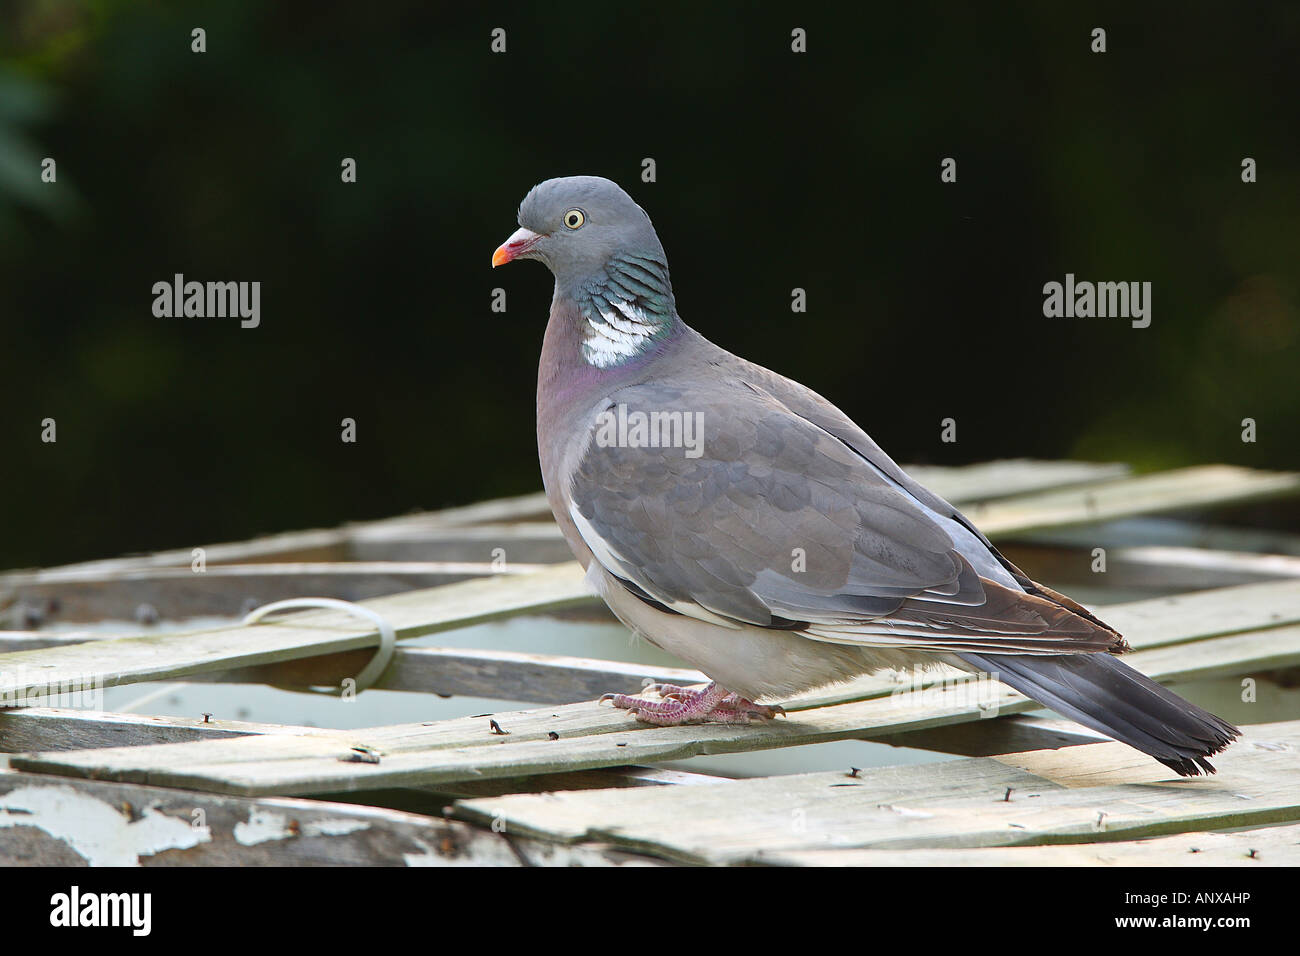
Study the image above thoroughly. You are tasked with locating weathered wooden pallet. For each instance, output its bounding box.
[2,458,1298,867]
[447,721,1300,865]
[0,770,660,866]
[2,461,1297,704]
[10,579,1300,796]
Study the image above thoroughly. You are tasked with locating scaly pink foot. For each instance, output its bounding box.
[599,682,786,725]
[651,683,787,720]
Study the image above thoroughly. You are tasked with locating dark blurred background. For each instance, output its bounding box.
[1,1,1297,571]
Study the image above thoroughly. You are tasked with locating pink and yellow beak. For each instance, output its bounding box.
[492,227,543,267]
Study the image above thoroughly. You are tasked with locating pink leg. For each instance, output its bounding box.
[718,692,786,720]
[600,682,786,725]
[648,684,786,720]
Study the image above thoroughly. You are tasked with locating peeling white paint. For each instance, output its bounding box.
[403,838,442,866]
[233,808,291,845]
[233,807,370,845]
[402,835,517,867]
[306,818,370,837]
[0,785,209,866]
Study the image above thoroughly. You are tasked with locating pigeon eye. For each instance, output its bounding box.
[563,209,585,229]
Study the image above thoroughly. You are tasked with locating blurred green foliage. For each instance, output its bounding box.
[1,0,1297,570]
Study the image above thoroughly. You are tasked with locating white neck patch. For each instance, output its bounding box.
[581,298,660,368]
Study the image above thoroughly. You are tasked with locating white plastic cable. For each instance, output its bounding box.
[241,597,396,696]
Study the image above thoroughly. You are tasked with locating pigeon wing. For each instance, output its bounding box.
[566,380,1116,655]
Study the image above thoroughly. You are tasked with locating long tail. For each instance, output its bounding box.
[957,651,1240,776]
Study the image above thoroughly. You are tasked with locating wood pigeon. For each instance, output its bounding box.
[493,175,1238,776]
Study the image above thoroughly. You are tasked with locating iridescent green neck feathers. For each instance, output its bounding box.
[576,253,676,368]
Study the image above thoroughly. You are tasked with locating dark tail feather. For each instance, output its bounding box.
[958,651,1240,776]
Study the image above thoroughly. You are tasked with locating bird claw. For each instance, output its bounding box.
[597,683,786,725]
[722,697,786,720]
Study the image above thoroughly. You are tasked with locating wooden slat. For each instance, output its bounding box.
[761,822,1300,866]
[0,630,706,706]
[10,528,350,577]
[0,562,553,623]
[969,465,1300,537]
[1017,515,1300,556]
[1098,579,1300,645]
[1103,546,1300,580]
[449,721,1300,864]
[870,715,1109,756]
[346,523,573,563]
[905,459,1129,503]
[0,709,725,807]
[0,771,660,866]
[997,543,1300,598]
[371,492,553,529]
[0,632,103,653]
[0,708,335,754]
[0,562,590,701]
[215,645,706,703]
[14,590,1299,796]
[415,765,728,800]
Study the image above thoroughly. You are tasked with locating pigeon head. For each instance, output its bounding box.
[494,176,680,368]
[492,176,668,290]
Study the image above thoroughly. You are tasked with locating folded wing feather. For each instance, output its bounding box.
[565,379,1121,656]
